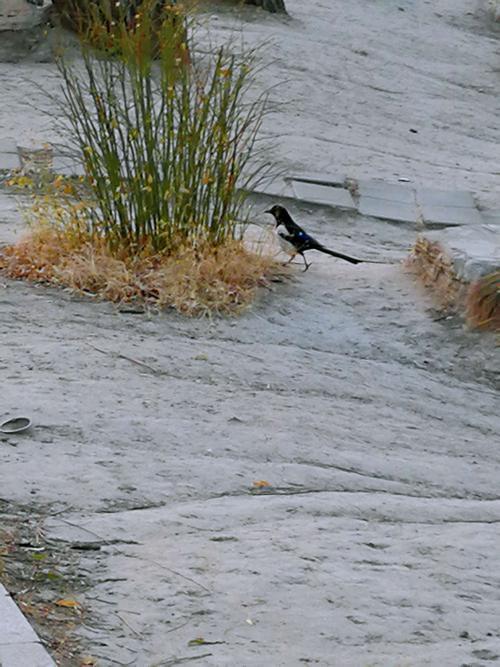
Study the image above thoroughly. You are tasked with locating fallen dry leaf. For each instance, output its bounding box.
[55,598,81,609]
[252,480,271,489]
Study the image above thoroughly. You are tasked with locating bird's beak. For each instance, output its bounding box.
[264,209,273,214]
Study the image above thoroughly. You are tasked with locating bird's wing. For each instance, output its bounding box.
[278,228,307,249]
[291,229,321,251]
[280,219,321,251]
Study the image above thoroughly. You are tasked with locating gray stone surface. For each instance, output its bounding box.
[358,195,419,223]
[0,191,29,244]
[421,204,484,227]
[358,179,416,204]
[0,586,55,666]
[1,0,500,663]
[0,643,55,667]
[421,224,500,282]
[0,594,39,644]
[0,152,19,170]
[1,197,499,665]
[481,209,500,225]
[290,180,355,209]
[0,0,50,32]
[417,187,476,209]
[250,175,293,198]
[1,0,499,204]
[0,1,55,63]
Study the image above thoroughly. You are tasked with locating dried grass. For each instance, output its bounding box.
[409,236,499,331]
[466,271,500,331]
[408,236,466,308]
[0,223,281,316]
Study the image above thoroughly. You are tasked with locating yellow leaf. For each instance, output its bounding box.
[55,598,81,608]
[252,480,271,489]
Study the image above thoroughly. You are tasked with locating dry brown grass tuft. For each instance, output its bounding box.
[466,271,500,331]
[409,237,499,331]
[407,236,466,308]
[0,222,282,316]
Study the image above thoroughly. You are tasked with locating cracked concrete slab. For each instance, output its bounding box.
[416,187,477,209]
[290,180,355,209]
[358,196,419,224]
[420,203,484,227]
[357,180,417,205]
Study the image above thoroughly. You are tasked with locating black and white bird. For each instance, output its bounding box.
[265,205,361,271]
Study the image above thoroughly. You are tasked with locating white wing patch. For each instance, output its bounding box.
[276,224,296,257]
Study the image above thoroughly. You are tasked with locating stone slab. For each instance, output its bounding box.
[0,643,55,667]
[421,204,483,227]
[0,192,29,244]
[0,0,50,31]
[422,224,500,282]
[0,593,40,644]
[358,195,418,223]
[0,152,19,170]
[481,209,500,225]
[290,180,355,209]
[249,176,293,198]
[416,187,476,209]
[357,179,416,204]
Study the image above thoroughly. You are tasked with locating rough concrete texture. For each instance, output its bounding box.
[0,0,53,64]
[1,197,499,665]
[420,224,500,282]
[488,0,500,21]
[1,0,500,665]
[1,0,500,208]
[0,191,31,244]
[0,0,48,31]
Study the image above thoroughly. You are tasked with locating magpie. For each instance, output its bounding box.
[265,205,361,271]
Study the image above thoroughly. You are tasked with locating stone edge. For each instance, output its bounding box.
[0,583,56,667]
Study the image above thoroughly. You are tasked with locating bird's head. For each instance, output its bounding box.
[265,204,288,226]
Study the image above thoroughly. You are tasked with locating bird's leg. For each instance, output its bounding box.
[283,253,297,266]
[301,254,310,272]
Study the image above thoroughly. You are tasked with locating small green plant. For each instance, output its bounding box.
[55,0,269,253]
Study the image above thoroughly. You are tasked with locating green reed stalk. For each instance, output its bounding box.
[55,0,269,254]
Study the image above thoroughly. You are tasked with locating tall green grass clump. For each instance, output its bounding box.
[56,0,268,253]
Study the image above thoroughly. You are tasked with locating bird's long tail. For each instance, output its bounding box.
[317,246,361,264]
